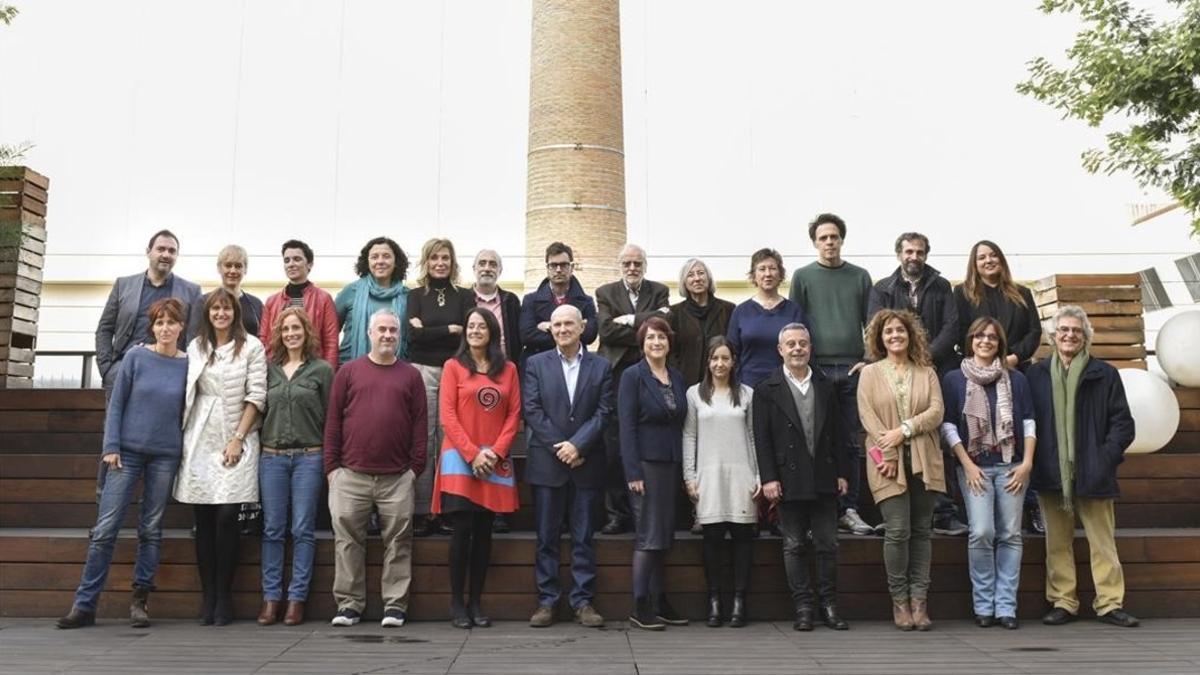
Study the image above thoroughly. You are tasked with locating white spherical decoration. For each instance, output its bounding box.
[1156,311,1200,387]
[1119,368,1180,454]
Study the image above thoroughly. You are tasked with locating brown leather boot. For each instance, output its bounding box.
[257,600,282,626]
[893,599,914,631]
[911,597,932,631]
[283,601,305,626]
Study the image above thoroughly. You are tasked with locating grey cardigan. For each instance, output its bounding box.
[94,272,202,382]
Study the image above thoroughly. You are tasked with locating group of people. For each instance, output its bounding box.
[56,213,1139,633]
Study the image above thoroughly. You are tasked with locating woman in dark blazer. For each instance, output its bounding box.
[668,258,736,388]
[619,315,689,631]
[953,240,1041,370]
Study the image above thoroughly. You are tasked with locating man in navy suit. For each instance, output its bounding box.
[523,304,614,628]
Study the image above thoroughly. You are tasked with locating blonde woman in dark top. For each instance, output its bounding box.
[257,308,333,627]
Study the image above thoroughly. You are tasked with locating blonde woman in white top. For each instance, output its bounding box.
[683,336,759,628]
[177,288,267,625]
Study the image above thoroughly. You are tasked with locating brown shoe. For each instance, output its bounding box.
[574,603,604,628]
[911,597,932,631]
[283,601,305,626]
[257,600,281,626]
[529,605,555,628]
[893,600,914,631]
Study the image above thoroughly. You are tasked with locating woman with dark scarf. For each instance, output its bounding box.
[941,317,1036,630]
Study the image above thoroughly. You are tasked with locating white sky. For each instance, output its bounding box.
[0,0,1196,289]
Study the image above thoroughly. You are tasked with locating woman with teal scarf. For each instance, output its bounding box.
[335,237,410,363]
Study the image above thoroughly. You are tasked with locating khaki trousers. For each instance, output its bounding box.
[1038,492,1126,615]
[329,467,414,613]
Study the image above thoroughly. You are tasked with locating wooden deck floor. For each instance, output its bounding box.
[1,616,1199,674]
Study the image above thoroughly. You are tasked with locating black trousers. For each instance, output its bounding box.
[602,360,635,524]
[194,504,241,609]
[778,496,839,609]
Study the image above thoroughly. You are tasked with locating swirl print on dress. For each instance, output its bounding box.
[477,386,501,411]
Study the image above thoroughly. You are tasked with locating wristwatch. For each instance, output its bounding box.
[234,431,245,441]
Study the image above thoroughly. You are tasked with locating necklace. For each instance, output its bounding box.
[435,287,447,307]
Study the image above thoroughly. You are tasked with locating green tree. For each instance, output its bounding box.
[0,5,16,25]
[0,3,28,165]
[1017,0,1200,234]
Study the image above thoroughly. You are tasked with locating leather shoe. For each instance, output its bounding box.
[529,605,555,628]
[56,607,96,629]
[412,516,434,538]
[1042,607,1077,625]
[792,606,814,632]
[706,593,722,628]
[821,605,849,630]
[975,614,996,628]
[999,616,1019,630]
[600,518,628,535]
[283,601,305,626]
[468,603,491,628]
[1098,609,1140,628]
[728,592,746,628]
[492,514,511,534]
[451,608,472,629]
[257,600,281,626]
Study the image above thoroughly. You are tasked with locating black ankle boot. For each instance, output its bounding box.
[729,592,747,628]
[706,593,722,627]
[199,589,215,625]
[130,585,151,628]
[214,594,233,626]
[56,607,96,629]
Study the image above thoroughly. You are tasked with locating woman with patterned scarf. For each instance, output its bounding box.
[940,316,1036,630]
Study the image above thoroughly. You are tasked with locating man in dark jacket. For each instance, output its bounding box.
[868,232,966,537]
[519,242,599,368]
[753,323,852,632]
[595,243,670,534]
[1028,305,1138,628]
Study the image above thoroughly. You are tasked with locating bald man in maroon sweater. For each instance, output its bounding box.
[324,309,427,628]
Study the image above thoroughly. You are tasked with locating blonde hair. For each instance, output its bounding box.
[415,238,460,288]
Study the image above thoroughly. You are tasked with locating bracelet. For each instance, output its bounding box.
[234,431,245,441]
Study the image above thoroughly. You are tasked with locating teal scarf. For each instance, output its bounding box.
[1050,349,1089,512]
[346,276,408,360]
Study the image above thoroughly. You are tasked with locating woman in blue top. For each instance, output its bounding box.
[941,316,1036,630]
[727,248,808,386]
[334,236,410,363]
[619,316,689,631]
[58,298,190,629]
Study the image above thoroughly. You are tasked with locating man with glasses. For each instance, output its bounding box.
[519,241,598,369]
[1027,305,1138,628]
[594,244,670,534]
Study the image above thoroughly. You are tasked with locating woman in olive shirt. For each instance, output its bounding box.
[257,308,334,626]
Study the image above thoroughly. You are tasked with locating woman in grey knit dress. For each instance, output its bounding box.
[683,336,760,627]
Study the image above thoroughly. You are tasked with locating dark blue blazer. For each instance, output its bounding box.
[522,347,614,489]
[518,277,599,367]
[617,360,688,482]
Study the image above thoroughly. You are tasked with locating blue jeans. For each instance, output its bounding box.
[819,363,863,513]
[958,464,1026,618]
[533,484,599,609]
[73,450,179,612]
[259,451,324,602]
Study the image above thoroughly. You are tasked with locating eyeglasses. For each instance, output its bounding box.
[1056,326,1085,335]
[620,260,644,268]
[972,333,1000,343]
[546,262,572,271]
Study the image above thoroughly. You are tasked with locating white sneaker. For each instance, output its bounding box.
[381,609,406,627]
[331,608,360,626]
[838,508,875,535]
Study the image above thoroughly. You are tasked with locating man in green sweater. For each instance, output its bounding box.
[788,213,876,535]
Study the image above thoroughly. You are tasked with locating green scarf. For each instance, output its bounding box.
[1050,348,1089,512]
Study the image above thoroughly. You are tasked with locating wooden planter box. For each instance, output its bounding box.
[0,166,49,388]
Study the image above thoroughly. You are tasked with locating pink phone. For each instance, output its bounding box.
[868,446,885,467]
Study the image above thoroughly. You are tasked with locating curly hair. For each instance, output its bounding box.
[354,236,408,284]
[747,248,785,285]
[864,309,931,367]
[268,307,319,365]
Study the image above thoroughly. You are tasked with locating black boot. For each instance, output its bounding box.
[654,594,688,626]
[706,593,722,627]
[56,607,96,629]
[729,592,747,628]
[130,585,151,628]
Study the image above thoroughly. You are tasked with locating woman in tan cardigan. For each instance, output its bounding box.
[857,309,945,631]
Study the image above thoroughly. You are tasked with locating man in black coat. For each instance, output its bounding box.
[1028,306,1138,628]
[868,231,967,537]
[595,243,670,534]
[753,322,853,631]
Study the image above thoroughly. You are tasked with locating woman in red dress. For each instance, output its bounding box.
[432,307,521,628]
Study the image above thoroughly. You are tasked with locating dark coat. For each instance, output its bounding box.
[521,347,613,489]
[1027,357,1136,499]
[752,366,853,501]
[868,265,959,375]
[519,277,599,367]
[617,360,688,481]
[666,297,735,388]
[472,286,523,363]
[952,284,1042,369]
[595,279,671,368]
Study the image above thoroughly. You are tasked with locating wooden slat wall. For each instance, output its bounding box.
[0,166,49,389]
[1032,273,1146,370]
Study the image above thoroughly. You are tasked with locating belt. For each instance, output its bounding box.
[261,446,321,456]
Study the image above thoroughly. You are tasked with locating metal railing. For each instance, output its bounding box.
[34,350,97,389]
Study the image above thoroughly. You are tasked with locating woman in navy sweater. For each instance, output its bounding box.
[58,298,190,629]
[727,248,808,387]
[619,316,689,631]
[941,317,1036,630]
